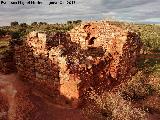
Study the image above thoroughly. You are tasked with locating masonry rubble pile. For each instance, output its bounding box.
[13,21,142,108]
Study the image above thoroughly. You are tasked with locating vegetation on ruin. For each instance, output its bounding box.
[0,20,81,37]
[0,20,160,119]
[81,21,160,120]
[0,20,81,55]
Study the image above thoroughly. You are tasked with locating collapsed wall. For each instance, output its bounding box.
[13,21,142,108]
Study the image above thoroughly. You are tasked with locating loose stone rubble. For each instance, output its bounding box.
[12,21,142,108]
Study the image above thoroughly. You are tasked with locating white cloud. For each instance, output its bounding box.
[0,0,159,25]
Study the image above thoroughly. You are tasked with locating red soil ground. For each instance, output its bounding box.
[0,73,88,120]
[1,73,159,120]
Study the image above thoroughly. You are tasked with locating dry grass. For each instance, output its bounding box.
[0,21,160,119]
[82,89,148,120]
[82,67,160,120]
[0,41,9,53]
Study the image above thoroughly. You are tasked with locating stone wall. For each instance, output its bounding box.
[14,32,60,97]
[13,21,142,108]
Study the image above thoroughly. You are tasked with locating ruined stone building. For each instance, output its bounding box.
[13,21,142,108]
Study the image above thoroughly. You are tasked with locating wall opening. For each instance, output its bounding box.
[88,37,96,45]
[83,24,91,29]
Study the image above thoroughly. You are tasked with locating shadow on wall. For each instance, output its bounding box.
[11,22,142,108]
[13,32,72,108]
[12,31,113,108]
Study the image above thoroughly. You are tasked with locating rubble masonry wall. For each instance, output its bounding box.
[13,21,142,108]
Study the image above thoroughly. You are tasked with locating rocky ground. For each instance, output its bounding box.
[1,73,160,120]
[0,73,87,120]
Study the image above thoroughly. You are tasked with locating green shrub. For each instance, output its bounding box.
[0,29,8,37]
[10,31,21,39]
[11,21,19,26]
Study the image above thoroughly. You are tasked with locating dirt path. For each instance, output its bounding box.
[0,73,88,120]
[2,73,160,120]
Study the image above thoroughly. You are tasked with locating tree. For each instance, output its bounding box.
[73,21,77,24]
[20,23,27,28]
[76,20,82,24]
[0,29,7,37]
[67,21,72,24]
[10,31,21,39]
[31,22,38,26]
[73,20,82,24]
[39,22,47,25]
[11,21,19,26]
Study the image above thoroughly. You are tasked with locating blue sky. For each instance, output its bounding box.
[0,0,160,25]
